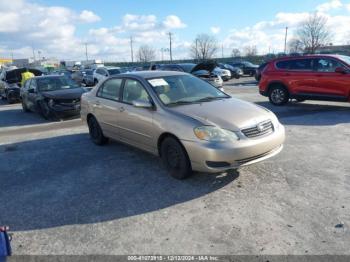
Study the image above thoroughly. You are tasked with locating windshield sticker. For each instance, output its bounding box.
[148,78,168,87]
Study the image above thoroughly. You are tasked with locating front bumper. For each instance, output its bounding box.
[181,124,285,173]
[48,103,81,116]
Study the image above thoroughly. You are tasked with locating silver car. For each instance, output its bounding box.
[81,71,285,179]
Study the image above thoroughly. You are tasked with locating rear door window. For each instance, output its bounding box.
[276,59,312,71]
[97,78,123,101]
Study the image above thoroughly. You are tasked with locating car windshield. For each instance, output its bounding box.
[337,55,350,65]
[37,76,79,92]
[147,74,229,106]
[108,69,120,75]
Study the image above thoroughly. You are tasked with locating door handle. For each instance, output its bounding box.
[119,106,125,112]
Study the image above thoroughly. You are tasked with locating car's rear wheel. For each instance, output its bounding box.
[269,85,289,106]
[6,92,16,104]
[160,137,192,179]
[22,99,29,112]
[88,116,109,145]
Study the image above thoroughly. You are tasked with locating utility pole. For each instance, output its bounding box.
[32,47,36,62]
[85,43,88,61]
[168,32,173,61]
[221,43,224,58]
[195,38,198,62]
[284,27,288,54]
[130,36,134,63]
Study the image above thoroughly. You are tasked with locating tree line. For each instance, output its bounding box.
[137,13,333,63]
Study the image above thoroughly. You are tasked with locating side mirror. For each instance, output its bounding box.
[132,99,153,109]
[335,67,346,74]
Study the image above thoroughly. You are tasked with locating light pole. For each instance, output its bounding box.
[284,27,288,54]
[161,48,169,61]
[85,43,89,61]
[130,36,134,63]
[168,32,173,61]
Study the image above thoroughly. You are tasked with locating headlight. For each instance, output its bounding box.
[270,113,281,129]
[48,99,55,106]
[194,126,239,142]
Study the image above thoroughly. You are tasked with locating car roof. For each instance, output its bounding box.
[33,75,66,80]
[271,54,346,63]
[117,70,188,79]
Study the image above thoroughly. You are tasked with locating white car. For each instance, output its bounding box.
[93,67,121,85]
[213,67,231,81]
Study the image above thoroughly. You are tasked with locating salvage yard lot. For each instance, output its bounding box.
[0,77,349,255]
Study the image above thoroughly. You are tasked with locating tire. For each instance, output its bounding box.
[22,99,30,112]
[38,101,53,120]
[268,85,289,106]
[235,75,240,79]
[6,92,15,104]
[160,137,192,179]
[94,79,98,86]
[87,116,109,145]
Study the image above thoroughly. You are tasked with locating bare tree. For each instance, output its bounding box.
[231,48,241,58]
[137,45,156,63]
[296,13,330,54]
[244,45,257,56]
[190,34,218,60]
[288,38,304,53]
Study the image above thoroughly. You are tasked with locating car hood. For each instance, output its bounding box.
[169,97,271,130]
[41,88,85,100]
[191,61,217,73]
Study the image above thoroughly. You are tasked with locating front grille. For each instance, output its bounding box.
[241,120,273,138]
[56,98,80,106]
[236,147,279,165]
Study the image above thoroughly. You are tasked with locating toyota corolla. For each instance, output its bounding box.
[81,71,285,179]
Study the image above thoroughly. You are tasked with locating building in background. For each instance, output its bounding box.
[315,45,350,56]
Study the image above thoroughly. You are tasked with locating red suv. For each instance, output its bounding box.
[259,55,350,105]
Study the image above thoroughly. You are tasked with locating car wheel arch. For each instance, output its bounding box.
[157,132,189,159]
[267,81,289,94]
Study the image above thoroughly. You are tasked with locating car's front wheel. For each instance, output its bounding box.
[88,116,109,145]
[38,101,53,119]
[160,137,192,179]
[268,85,289,106]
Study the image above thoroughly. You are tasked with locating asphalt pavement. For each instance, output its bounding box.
[0,77,349,255]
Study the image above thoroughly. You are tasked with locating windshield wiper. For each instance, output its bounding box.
[167,100,196,106]
[195,96,228,102]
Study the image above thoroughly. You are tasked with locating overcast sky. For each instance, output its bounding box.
[0,0,350,61]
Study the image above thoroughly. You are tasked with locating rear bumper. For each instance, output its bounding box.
[181,124,285,173]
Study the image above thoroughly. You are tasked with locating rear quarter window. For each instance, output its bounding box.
[276,59,312,71]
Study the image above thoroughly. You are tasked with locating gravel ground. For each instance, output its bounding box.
[0,77,349,255]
